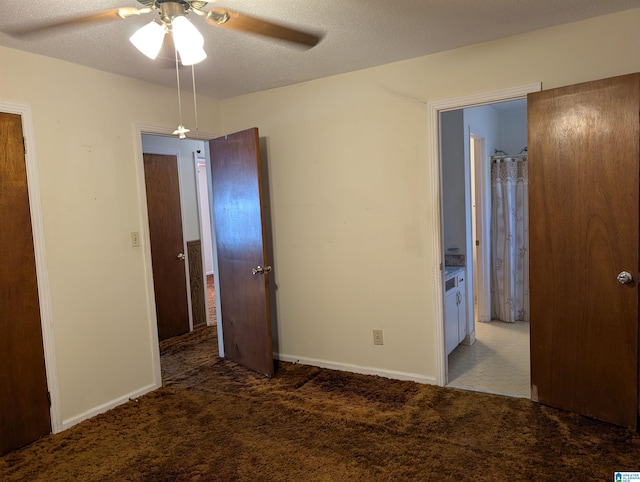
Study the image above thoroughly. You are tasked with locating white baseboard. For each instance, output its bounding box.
[275,354,436,385]
[60,382,160,432]
[60,359,434,432]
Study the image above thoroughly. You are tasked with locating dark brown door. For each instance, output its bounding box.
[0,112,51,454]
[528,74,639,429]
[143,153,190,341]
[209,128,274,376]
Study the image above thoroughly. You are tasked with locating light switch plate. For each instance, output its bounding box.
[373,329,384,345]
[131,231,140,247]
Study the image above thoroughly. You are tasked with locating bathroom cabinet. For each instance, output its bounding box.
[444,269,467,355]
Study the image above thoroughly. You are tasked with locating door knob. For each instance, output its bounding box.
[177,253,185,261]
[617,271,633,285]
[252,265,272,275]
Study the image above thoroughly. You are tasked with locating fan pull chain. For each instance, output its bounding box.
[175,48,182,126]
[173,47,190,139]
[191,64,199,142]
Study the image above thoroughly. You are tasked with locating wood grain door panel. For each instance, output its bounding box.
[0,112,51,454]
[528,74,639,428]
[143,153,190,341]
[187,239,207,329]
[209,128,274,377]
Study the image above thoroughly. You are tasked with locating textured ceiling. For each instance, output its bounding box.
[1,0,639,99]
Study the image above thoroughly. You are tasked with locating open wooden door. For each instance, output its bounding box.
[528,74,639,429]
[0,112,51,454]
[209,128,274,377]
[143,153,190,341]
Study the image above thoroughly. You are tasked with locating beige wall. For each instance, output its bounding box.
[0,45,221,426]
[219,9,640,380]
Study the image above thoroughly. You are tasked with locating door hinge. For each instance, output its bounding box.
[47,391,51,407]
[23,136,26,155]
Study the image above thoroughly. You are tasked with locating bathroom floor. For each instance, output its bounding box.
[447,320,530,398]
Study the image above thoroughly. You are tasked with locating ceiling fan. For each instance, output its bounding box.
[9,0,322,139]
[16,0,322,66]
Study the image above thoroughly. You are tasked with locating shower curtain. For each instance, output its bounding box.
[490,158,530,322]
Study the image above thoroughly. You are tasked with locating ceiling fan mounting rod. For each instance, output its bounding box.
[155,0,191,9]
[158,1,188,22]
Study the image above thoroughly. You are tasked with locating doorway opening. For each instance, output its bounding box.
[141,134,217,336]
[136,126,276,381]
[430,83,540,397]
[135,128,223,387]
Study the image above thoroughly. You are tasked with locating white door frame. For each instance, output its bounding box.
[428,84,541,387]
[469,133,491,323]
[194,154,214,277]
[193,153,215,327]
[1,102,62,433]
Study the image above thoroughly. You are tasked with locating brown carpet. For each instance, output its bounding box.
[1,326,639,481]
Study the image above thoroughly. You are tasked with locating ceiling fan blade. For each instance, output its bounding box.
[4,7,152,36]
[205,8,322,48]
[190,7,207,17]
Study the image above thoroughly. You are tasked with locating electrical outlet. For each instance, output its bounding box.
[373,329,384,346]
[131,231,140,247]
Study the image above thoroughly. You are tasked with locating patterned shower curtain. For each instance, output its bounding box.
[490,158,530,322]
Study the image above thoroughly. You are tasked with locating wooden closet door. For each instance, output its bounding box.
[0,112,51,454]
[143,153,190,341]
[528,73,639,429]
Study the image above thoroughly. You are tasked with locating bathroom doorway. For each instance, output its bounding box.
[436,90,535,398]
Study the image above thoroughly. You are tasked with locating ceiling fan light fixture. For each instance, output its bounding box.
[172,15,207,65]
[178,45,207,66]
[129,20,166,60]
